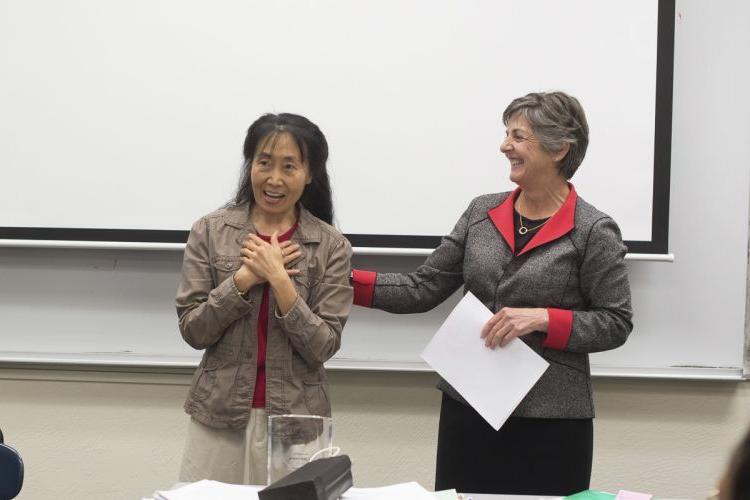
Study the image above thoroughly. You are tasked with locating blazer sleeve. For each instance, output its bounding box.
[564,216,633,353]
[357,199,474,314]
[176,217,255,350]
[275,236,353,366]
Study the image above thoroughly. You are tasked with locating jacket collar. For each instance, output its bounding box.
[223,203,323,244]
[487,184,578,256]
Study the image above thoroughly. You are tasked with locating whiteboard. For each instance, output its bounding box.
[1,0,748,380]
[0,0,671,253]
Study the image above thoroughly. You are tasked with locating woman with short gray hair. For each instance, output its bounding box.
[352,91,632,495]
[502,91,589,180]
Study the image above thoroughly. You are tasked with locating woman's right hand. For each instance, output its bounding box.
[233,265,260,294]
[234,240,302,294]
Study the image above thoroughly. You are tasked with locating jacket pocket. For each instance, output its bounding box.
[542,348,588,375]
[302,379,330,416]
[212,255,242,283]
[189,366,217,401]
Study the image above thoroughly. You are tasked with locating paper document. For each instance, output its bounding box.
[152,480,262,500]
[421,292,549,430]
[342,481,435,499]
[433,489,459,499]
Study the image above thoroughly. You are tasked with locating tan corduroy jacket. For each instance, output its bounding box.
[177,204,353,429]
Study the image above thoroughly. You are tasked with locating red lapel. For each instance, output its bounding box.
[487,187,521,252]
[487,184,578,256]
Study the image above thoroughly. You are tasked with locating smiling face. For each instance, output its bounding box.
[250,132,311,220]
[500,113,563,189]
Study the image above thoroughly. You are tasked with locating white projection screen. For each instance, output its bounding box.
[0,0,673,253]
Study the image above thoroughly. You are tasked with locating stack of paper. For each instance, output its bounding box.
[342,481,436,499]
[433,490,459,500]
[152,480,262,500]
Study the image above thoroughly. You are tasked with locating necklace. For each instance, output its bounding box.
[517,197,550,235]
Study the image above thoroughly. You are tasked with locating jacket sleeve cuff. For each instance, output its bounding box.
[216,275,255,312]
[274,293,304,322]
[543,308,573,350]
[352,270,377,308]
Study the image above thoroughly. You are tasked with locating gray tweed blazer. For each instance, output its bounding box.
[370,187,633,419]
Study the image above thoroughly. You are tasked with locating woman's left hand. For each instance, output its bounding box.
[480,307,549,349]
[241,233,289,284]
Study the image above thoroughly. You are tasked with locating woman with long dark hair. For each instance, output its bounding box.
[176,113,353,484]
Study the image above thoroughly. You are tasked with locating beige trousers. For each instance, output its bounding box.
[179,409,268,485]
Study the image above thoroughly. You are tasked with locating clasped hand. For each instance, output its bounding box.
[233,233,301,292]
[480,307,549,349]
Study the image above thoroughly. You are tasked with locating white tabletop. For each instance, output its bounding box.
[148,483,684,500]
[146,483,560,500]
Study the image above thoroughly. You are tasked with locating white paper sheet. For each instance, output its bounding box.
[152,480,262,500]
[421,292,549,430]
[342,481,436,499]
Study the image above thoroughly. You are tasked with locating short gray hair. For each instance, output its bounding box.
[502,91,589,180]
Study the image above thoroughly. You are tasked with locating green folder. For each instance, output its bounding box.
[564,490,617,500]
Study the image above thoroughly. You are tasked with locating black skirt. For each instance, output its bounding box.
[435,393,593,496]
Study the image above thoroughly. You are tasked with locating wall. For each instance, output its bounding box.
[1,370,750,499]
[0,0,749,499]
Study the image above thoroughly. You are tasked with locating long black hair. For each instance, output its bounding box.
[232,113,334,225]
